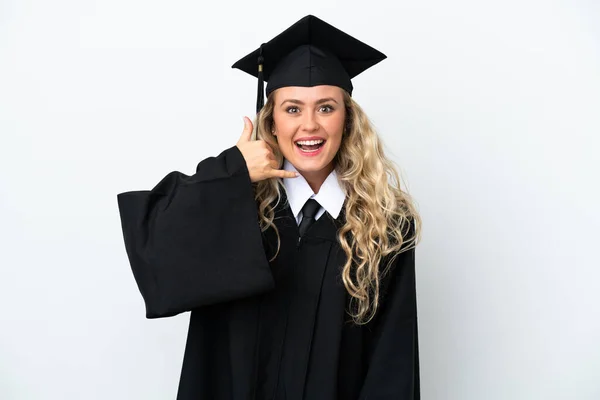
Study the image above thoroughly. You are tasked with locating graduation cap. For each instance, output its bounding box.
[232,15,387,114]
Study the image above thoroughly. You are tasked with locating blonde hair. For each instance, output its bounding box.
[252,90,421,324]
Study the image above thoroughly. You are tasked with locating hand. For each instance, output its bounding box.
[236,116,298,183]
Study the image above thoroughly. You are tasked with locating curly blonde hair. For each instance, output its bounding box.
[252,90,421,324]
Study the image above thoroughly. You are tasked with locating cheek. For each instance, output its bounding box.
[276,131,296,144]
[274,132,297,157]
[272,115,296,142]
[328,134,343,155]
[325,117,345,146]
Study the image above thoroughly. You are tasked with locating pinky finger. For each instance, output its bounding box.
[271,169,299,179]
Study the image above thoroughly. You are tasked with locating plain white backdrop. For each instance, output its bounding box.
[1,0,599,399]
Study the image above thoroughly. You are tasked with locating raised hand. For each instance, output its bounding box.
[236,116,299,183]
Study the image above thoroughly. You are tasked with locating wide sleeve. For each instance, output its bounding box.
[116,145,274,319]
[358,247,420,399]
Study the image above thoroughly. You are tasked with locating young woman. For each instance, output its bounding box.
[118,15,422,400]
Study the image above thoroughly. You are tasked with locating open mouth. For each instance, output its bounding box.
[295,139,326,153]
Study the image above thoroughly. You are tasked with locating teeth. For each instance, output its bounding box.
[296,139,324,145]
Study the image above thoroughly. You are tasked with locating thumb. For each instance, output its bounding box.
[238,116,254,143]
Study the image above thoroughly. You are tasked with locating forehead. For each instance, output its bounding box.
[274,85,344,103]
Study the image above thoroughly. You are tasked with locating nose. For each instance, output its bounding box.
[300,110,320,132]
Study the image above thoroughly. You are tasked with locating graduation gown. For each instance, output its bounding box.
[117,145,420,400]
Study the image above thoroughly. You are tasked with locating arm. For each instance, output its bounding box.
[116,145,274,319]
[358,247,420,399]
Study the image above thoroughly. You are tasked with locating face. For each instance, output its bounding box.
[272,85,346,180]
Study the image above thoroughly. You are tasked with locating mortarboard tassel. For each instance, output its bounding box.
[256,43,265,114]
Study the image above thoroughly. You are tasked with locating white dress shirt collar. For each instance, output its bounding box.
[282,159,346,221]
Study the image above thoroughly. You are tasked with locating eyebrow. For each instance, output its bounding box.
[280,97,339,107]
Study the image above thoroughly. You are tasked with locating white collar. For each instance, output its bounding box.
[282,159,346,220]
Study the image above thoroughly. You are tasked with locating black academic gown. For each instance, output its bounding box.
[117,145,420,400]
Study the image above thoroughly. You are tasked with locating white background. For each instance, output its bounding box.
[1,0,599,399]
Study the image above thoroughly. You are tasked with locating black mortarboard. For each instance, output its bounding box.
[232,15,387,113]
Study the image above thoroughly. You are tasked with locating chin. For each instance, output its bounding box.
[292,158,334,174]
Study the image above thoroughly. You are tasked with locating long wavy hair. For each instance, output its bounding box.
[252,89,421,324]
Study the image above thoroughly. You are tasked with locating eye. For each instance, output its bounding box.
[286,106,300,114]
[319,104,334,113]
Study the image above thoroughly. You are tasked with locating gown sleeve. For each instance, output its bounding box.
[116,145,274,319]
[358,246,420,399]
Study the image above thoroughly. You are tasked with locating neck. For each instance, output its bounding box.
[299,163,334,194]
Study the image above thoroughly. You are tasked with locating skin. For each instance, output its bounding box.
[236,117,299,182]
[272,85,346,193]
[237,85,346,193]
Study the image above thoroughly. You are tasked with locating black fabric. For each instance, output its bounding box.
[298,198,321,237]
[231,15,387,112]
[117,146,274,318]
[117,146,420,399]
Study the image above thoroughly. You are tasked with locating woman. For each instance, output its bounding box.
[117,15,422,400]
